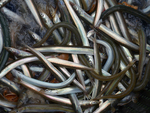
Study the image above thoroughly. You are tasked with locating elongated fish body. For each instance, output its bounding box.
[49,5,64,35]
[71,3,139,51]
[80,0,94,11]
[5,47,32,57]
[64,0,94,65]
[45,86,90,96]
[28,30,48,46]
[39,10,62,43]
[1,7,26,24]
[0,0,11,8]
[34,46,94,55]
[20,80,100,106]
[24,0,43,28]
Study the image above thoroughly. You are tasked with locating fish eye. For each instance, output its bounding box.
[40,13,44,17]
[32,34,35,37]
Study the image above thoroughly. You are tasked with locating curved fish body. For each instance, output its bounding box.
[28,30,48,46]
[20,80,100,106]
[49,5,64,35]
[21,64,31,78]
[64,0,94,65]
[0,96,17,108]
[93,91,121,113]
[72,3,139,50]
[69,94,83,113]
[80,0,94,11]
[89,37,115,71]
[59,67,86,93]
[64,0,89,46]
[0,25,3,53]
[39,10,62,43]
[24,0,43,28]
[106,0,132,42]
[72,54,86,89]
[0,77,21,94]
[142,5,150,15]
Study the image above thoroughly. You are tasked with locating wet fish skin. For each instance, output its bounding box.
[34,46,94,55]
[19,80,100,106]
[1,7,26,24]
[0,0,11,8]
[28,30,48,46]
[71,3,139,50]
[45,86,90,95]
[11,69,76,89]
[39,9,62,43]
[64,0,94,65]
[4,47,32,57]
[49,5,64,35]
[24,0,43,29]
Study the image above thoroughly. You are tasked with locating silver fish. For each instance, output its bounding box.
[45,86,90,95]
[20,80,100,106]
[49,5,64,35]
[0,77,20,95]
[28,30,49,46]
[1,7,26,24]
[0,0,11,8]
[80,0,94,11]
[21,65,31,78]
[11,69,75,89]
[59,67,86,93]
[0,55,92,80]
[64,0,94,65]
[4,47,32,57]
[71,43,85,88]
[34,46,94,55]
[0,95,16,108]
[24,0,43,28]
[88,32,115,71]
[39,9,62,43]
[71,3,139,50]
[93,0,104,26]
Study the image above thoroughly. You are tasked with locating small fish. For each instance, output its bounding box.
[28,30,48,46]
[24,0,43,29]
[45,86,90,95]
[0,0,11,9]
[19,80,99,106]
[11,69,76,89]
[64,0,94,65]
[93,0,104,26]
[49,5,64,35]
[4,47,32,57]
[1,7,26,24]
[80,0,95,11]
[39,9,62,43]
